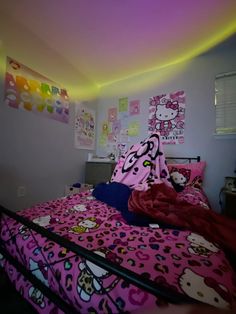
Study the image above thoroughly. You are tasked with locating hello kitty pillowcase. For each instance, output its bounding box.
[167,161,206,192]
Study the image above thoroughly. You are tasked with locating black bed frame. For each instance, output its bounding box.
[0,156,201,313]
[166,156,201,163]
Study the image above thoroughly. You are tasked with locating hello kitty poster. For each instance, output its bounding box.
[148,90,185,144]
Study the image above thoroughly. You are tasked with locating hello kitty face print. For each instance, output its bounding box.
[187,233,219,257]
[171,171,187,186]
[70,217,102,234]
[32,215,59,227]
[179,268,230,309]
[155,101,179,135]
[169,168,191,192]
[32,215,52,227]
[148,91,185,144]
[67,204,88,213]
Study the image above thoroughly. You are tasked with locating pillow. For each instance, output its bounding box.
[167,161,206,192]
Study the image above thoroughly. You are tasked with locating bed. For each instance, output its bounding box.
[1,134,236,314]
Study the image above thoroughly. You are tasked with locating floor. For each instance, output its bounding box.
[0,268,37,314]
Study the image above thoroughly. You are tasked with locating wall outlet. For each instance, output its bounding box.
[17,186,26,197]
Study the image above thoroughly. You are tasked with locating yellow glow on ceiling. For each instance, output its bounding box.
[1,15,235,100]
[100,61,190,98]
[98,22,236,92]
[68,84,100,101]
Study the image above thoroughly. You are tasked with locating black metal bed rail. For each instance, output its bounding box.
[0,205,199,312]
[0,244,79,314]
[166,156,201,163]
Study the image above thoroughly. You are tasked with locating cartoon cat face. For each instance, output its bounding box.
[73,204,87,212]
[155,104,178,121]
[70,218,99,234]
[170,171,186,186]
[187,233,219,253]
[33,215,51,227]
[79,219,97,229]
[179,268,230,309]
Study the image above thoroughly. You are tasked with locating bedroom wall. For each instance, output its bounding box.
[0,15,97,211]
[96,36,236,212]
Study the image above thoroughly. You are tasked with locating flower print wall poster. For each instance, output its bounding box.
[148,90,185,144]
[4,57,69,123]
[74,104,96,150]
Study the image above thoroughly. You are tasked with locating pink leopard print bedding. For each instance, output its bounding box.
[1,190,236,314]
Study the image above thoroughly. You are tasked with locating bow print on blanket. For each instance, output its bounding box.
[111,133,171,191]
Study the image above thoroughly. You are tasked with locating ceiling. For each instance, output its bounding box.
[1,0,236,90]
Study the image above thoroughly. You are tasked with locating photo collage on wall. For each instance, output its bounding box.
[148,90,185,144]
[4,56,70,123]
[99,97,141,158]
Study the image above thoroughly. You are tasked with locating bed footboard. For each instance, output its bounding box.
[0,205,197,313]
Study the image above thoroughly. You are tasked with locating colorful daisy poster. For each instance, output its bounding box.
[4,56,69,123]
[148,90,185,144]
[74,104,96,150]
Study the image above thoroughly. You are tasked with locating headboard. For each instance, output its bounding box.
[166,156,201,163]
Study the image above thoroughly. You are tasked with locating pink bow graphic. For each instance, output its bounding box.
[166,101,179,110]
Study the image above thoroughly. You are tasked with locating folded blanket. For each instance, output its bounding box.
[128,183,236,255]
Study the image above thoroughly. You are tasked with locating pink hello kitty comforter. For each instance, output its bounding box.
[1,190,236,314]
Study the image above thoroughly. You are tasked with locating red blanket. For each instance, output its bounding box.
[128,183,236,255]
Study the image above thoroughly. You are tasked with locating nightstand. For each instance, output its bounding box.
[223,191,236,219]
[85,161,116,186]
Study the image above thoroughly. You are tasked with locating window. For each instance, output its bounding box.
[215,71,236,135]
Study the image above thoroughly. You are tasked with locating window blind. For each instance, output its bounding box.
[215,71,236,134]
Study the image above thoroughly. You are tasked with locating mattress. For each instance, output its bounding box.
[1,189,236,313]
